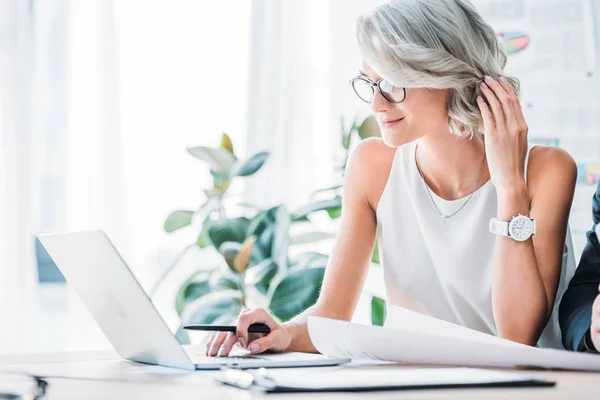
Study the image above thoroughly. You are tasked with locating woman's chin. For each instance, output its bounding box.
[381,129,419,148]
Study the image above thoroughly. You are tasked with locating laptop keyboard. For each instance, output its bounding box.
[191,354,266,365]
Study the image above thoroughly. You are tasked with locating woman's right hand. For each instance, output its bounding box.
[204,308,292,357]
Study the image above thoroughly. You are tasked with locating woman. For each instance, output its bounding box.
[207,0,577,357]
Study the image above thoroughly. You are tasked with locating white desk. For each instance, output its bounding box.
[0,349,598,399]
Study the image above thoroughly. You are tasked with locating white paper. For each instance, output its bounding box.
[253,367,542,390]
[385,306,528,348]
[307,316,600,372]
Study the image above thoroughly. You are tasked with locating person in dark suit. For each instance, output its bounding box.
[559,182,600,352]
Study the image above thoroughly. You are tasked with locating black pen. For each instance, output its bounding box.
[183,322,271,334]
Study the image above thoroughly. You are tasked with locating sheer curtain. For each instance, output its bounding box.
[60,0,128,350]
[0,0,39,354]
[63,0,253,349]
[244,0,336,210]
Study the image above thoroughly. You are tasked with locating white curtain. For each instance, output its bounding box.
[65,0,128,252]
[0,0,40,354]
[0,0,257,353]
[244,0,336,210]
[61,0,127,350]
[0,0,125,354]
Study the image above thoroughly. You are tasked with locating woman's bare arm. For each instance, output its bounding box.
[210,138,396,356]
[491,146,576,345]
[283,138,396,352]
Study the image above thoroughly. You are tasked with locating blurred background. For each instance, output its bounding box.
[2,0,600,355]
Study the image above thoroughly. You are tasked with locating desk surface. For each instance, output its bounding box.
[0,349,597,400]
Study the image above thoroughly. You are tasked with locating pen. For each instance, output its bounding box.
[183,323,271,334]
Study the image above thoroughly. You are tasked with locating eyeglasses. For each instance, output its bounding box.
[349,76,407,104]
[0,372,48,400]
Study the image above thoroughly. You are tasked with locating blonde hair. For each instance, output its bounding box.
[356,0,519,138]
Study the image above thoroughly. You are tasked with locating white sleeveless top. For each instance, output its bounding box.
[376,140,576,349]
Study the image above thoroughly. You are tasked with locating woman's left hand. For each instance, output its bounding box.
[477,75,529,196]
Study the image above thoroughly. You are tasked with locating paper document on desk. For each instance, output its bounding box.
[217,366,553,392]
[384,306,528,348]
[307,310,600,372]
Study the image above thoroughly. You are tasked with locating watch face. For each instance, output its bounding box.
[509,215,534,241]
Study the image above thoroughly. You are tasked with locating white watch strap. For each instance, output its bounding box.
[489,218,509,236]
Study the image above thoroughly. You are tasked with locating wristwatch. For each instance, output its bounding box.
[489,214,536,242]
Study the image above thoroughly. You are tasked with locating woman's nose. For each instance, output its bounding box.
[370,88,389,113]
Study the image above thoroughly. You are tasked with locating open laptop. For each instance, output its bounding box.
[38,230,350,371]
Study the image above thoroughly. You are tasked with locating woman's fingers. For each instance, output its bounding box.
[217,332,239,357]
[476,96,494,135]
[205,334,216,356]
[206,331,229,357]
[246,329,291,354]
[497,76,527,134]
[203,307,289,357]
[484,76,514,123]
[479,78,506,134]
[246,333,278,354]
[236,308,279,347]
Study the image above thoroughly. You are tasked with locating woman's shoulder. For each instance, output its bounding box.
[528,145,577,194]
[350,137,397,164]
[345,137,398,211]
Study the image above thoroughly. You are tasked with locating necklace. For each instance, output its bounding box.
[415,143,487,220]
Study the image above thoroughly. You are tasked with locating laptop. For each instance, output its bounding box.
[38,230,350,371]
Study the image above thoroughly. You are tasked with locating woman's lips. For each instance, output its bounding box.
[381,118,404,129]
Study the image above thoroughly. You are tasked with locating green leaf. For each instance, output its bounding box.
[207,217,251,250]
[210,169,229,187]
[342,131,352,150]
[371,296,386,326]
[221,133,234,155]
[357,115,381,139]
[269,267,325,322]
[209,270,242,291]
[290,199,342,222]
[197,218,212,249]
[175,270,213,316]
[247,207,279,264]
[164,210,194,233]
[246,207,278,237]
[187,146,236,174]
[218,241,242,270]
[291,231,335,245]
[245,259,278,295]
[327,206,342,219]
[340,117,352,150]
[252,224,274,263]
[230,151,270,177]
[372,236,380,264]
[272,206,290,271]
[181,290,242,325]
[292,215,311,222]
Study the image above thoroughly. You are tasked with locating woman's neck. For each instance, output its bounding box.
[416,132,489,201]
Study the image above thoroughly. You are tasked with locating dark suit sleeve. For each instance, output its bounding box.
[559,182,600,351]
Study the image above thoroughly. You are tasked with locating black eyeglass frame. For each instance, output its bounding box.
[349,76,407,104]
